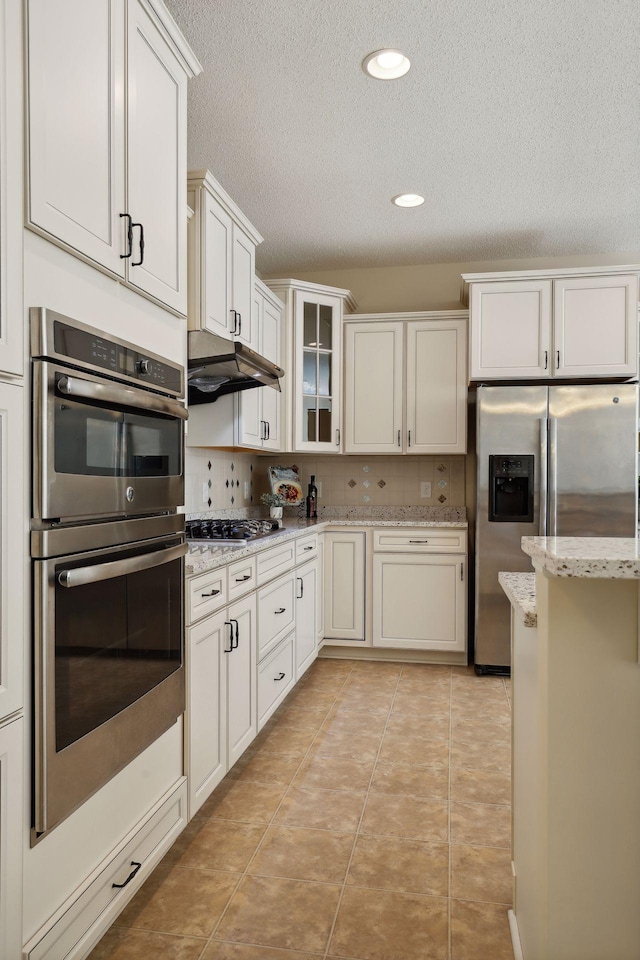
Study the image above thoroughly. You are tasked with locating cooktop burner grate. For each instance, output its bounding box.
[186,518,280,545]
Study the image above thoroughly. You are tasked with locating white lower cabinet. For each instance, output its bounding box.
[372,553,466,652]
[0,715,22,960]
[295,557,321,679]
[186,593,257,817]
[324,531,366,641]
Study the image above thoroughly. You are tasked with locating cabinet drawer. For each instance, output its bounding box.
[296,532,319,562]
[25,780,187,960]
[258,632,295,729]
[227,556,257,601]
[373,528,467,554]
[187,569,227,624]
[256,539,296,585]
[258,572,296,659]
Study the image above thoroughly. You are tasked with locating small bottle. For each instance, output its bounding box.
[306,475,318,519]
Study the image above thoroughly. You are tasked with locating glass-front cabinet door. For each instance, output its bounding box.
[294,291,342,451]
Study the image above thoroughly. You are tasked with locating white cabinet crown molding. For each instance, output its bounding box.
[460,264,640,305]
[140,0,202,77]
[265,277,358,314]
[344,309,468,323]
[187,169,264,247]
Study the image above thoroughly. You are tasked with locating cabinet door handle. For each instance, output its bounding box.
[223,621,234,653]
[409,539,429,543]
[119,213,133,259]
[274,607,286,614]
[397,429,401,447]
[112,860,142,889]
[408,429,412,447]
[544,350,548,370]
[336,428,340,447]
[131,222,144,266]
[229,618,239,649]
[235,574,251,582]
[266,420,270,440]
[556,350,560,369]
[230,310,239,335]
[201,589,221,597]
[274,671,286,681]
[297,577,304,599]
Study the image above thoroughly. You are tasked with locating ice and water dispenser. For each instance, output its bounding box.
[488,455,534,522]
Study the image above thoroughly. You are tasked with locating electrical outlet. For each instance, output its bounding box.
[244,481,250,499]
[202,482,209,503]
[316,480,322,498]
[420,481,432,498]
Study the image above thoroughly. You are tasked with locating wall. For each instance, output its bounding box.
[185,447,257,514]
[264,252,640,313]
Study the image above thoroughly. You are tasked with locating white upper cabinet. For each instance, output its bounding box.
[344,313,467,455]
[187,170,263,348]
[237,280,282,451]
[0,0,24,376]
[126,0,188,312]
[553,275,638,378]
[26,0,201,314]
[465,269,639,381]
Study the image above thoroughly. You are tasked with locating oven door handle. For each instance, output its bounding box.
[57,542,188,588]
[57,375,188,421]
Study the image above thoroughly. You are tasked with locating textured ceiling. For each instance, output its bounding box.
[166,0,640,274]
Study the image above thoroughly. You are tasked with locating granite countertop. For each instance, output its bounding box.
[498,572,537,627]
[521,536,640,579]
[185,517,468,577]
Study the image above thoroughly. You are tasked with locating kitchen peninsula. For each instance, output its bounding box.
[502,537,640,960]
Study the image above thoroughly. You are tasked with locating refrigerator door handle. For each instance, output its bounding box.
[548,416,558,536]
[539,417,548,536]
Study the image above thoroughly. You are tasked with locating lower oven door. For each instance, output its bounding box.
[33,533,187,837]
[33,360,186,522]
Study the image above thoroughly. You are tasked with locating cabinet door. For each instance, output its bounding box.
[324,532,365,641]
[553,275,638,378]
[295,291,343,452]
[373,554,466,651]
[186,612,227,817]
[231,225,256,349]
[0,716,22,960]
[295,558,320,679]
[27,0,126,276]
[226,593,257,768]
[0,0,24,376]
[469,280,552,379]
[344,322,404,454]
[406,319,467,454]
[202,194,233,337]
[0,382,23,720]
[127,0,187,313]
[237,389,263,449]
[261,296,282,451]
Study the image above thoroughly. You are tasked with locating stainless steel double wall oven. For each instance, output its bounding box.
[31,308,188,837]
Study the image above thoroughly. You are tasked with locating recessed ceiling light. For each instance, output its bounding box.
[392,193,425,207]
[362,48,410,80]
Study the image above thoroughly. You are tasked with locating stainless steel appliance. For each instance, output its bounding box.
[188,329,284,404]
[32,307,187,523]
[185,517,279,544]
[31,309,188,838]
[475,383,638,673]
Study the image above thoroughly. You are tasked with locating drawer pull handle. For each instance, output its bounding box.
[409,539,429,544]
[303,545,314,551]
[112,861,142,889]
[235,574,251,582]
[202,589,221,597]
[275,607,286,614]
[274,671,286,681]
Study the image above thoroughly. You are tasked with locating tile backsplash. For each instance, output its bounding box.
[184,448,257,515]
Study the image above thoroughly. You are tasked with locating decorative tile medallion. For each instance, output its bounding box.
[363,494,371,502]
[207,497,212,507]
[207,479,212,489]
[437,479,447,488]
[225,479,229,488]
[377,479,386,488]
[437,463,447,472]
[362,465,371,473]
[207,461,212,471]
[348,479,357,488]
[363,479,371,488]
[231,462,235,472]
[438,494,447,503]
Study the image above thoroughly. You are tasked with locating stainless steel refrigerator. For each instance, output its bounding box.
[474,383,638,673]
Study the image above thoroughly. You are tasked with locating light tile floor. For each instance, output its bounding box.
[89,660,514,960]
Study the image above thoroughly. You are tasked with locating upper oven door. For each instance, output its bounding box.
[33,361,187,521]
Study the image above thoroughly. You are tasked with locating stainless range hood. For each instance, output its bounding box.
[187,330,284,404]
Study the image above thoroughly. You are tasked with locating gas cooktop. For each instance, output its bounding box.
[185,518,281,545]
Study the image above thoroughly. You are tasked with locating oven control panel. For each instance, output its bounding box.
[31,308,184,398]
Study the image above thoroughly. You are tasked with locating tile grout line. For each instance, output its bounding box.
[198,662,358,958]
[320,665,404,960]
